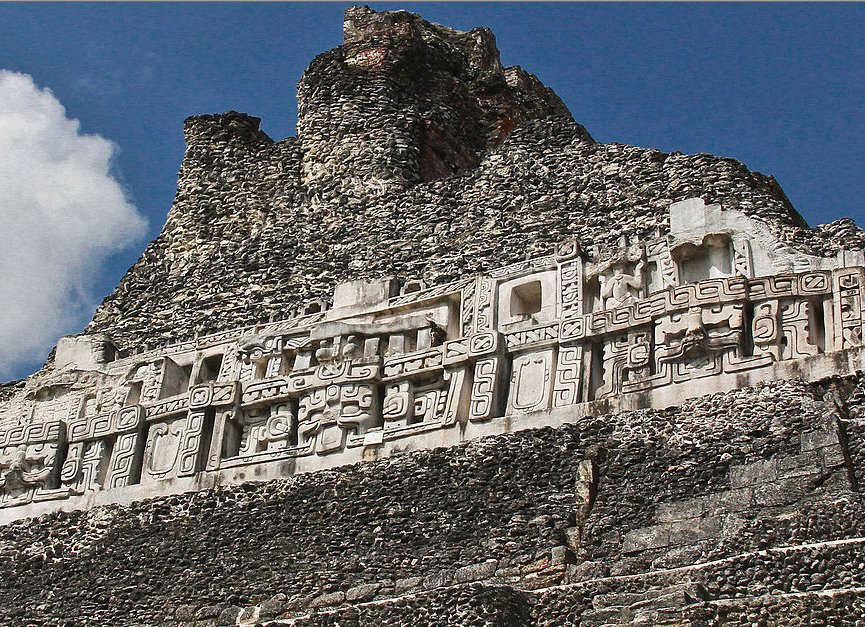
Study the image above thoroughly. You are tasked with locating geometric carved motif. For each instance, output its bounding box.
[780,299,819,359]
[834,268,865,349]
[552,345,583,408]
[558,257,583,319]
[508,349,553,414]
[298,383,378,454]
[6,210,865,516]
[732,239,753,278]
[469,357,501,422]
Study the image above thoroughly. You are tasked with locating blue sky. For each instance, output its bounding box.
[0,2,863,381]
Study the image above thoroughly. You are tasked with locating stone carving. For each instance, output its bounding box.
[298,383,379,454]
[834,268,865,349]
[461,280,476,337]
[752,300,780,359]
[2,198,864,513]
[238,404,297,455]
[0,445,55,493]
[653,304,743,380]
[552,345,583,408]
[645,238,678,289]
[732,238,753,278]
[105,433,142,489]
[597,245,646,310]
[780,300,819,359]
[474,277,494,333]
[469,357,502,422]
[508,350,554,413]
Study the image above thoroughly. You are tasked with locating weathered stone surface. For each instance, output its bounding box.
[70,6,862,356]
[2,6,865,626]
[0,375,861,624]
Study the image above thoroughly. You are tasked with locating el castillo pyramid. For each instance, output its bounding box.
[2,7,865,626]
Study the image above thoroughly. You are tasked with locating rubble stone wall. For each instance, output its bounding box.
[1,376,862,626]
[4,7,865,626]
[84,7,865,355]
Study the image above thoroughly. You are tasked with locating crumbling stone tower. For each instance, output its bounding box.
[2,7,865,626]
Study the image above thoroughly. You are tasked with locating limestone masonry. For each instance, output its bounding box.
[3,6,865,626]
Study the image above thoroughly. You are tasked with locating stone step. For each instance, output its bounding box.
[592,591,645,610]
[634,582,709,609]
[579,606,633,626]
[592,581,708,612]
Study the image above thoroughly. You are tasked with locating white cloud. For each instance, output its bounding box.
[0,70,147,380]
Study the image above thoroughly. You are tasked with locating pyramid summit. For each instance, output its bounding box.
[2,6,865,625]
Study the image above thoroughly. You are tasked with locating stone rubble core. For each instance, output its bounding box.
[3,5,865,625]
[2,196,865,523]
[80,6,865,356]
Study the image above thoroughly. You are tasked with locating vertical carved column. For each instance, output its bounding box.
[59,442,86,493]
[646,238,678,289]
[469,358,502,422]
[467,333,504,422]
[78,441,106,492]
[595,333,630,399]
[176,410,209,477]
[752,300,780,360]
[556,240,583,320]
[441,368,468,425]
[473,276,494,333]
[205,410,233,471]
[833,268,865,349]
[555,240,587,407]
[105,432,142,489]
[382,381,412,427]
[780,300,819,359]
[461,280,476,337]
[552,345,584,408]
[732,238,753,278]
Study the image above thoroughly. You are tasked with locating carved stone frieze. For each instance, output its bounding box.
[2,199,864,512]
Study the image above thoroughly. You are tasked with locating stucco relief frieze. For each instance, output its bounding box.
[1,199,864,511]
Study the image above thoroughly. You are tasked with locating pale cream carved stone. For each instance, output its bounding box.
[2,198,864,517]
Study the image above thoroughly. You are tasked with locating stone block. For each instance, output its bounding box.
[635,582,710,609]
[592,591,644,610]
[423,569,454,590]
[703,487,753,514]
[564,526,581,551]
[655,497,705,522]
[195,605,222,619]
[776,451,822,479]
[346,583,380,602]
[730,459,777,488]
[308,591,345,609]
[622,524,671,554]
[568,560,609,582]
[175,605,198,621]
[819,445,847,467]
[332,277,398,309]
[236,606,258,625]
[550,545,571,566]
[55,333,116,370]
[216,606,242,626]
[395,576,423,593]
[650,544,705,570]
[454,559,498,583]
[801,429,838,452]
[668,515,723,545]
[257,594,286,620]
[754,479,804,507]
[580,607,626,626]
[669,197,709,236]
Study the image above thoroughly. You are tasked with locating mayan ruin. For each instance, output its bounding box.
[2,6,865,625]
